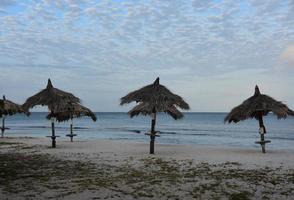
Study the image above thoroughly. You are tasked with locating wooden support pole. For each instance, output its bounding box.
[1,117,5,138]
[149,112,156,154]
[51,118,56,148]
[2,95,5,138]
[70,118,73,142]
[258,112,266,153]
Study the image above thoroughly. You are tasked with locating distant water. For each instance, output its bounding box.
[2,112,294,150]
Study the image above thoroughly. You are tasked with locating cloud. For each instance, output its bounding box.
[0,8,6,14]
[280,45,294,67]
[0,0,16,8]
[0,0,293,111]
[192,0,214,11]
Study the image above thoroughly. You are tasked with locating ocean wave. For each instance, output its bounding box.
[73,127,90,130]
[128,130,141,133]
[164,128,255,133]
[9,125,90,130]
[268,136,294,141]
[6,125,292,139]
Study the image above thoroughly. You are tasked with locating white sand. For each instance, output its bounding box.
[1,137,294,200]
[3,136,294,168]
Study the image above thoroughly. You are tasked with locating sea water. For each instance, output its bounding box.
[2,112,294,150]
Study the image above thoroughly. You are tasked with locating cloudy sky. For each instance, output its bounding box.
[0,0,293,112]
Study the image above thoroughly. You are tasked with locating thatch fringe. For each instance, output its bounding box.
[225,85,294,123]
[46,102,97,122]
[120,77,189,119]
[0,95,29,117]
[22,79,80,113]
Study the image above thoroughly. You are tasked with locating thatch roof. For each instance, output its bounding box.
[46,102,97,122]
[0,95,29,117]
[22,79,80,113]
[120,77,190,119]
[225,85,294,123]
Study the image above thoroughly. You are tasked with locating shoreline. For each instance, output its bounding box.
[2,136,294,168]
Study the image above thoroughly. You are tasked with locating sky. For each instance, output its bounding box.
[0,0,294,112]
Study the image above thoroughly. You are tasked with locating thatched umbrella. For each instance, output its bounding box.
[120,77,190,154]
[22,79,80,148]
[225,85,294,153]
[46,102,97,142]
[0,95,29,138]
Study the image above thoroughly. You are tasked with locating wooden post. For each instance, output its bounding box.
[51,118,56,148]
[150,112,156,154]
[1,95,5,138]
[1,117,5,138]
[70,118,73,142]
[258,112,267,153]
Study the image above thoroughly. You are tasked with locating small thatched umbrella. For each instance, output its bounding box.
[0,95,29,138]
[23,79,80,148]
[46,102,97,142]
[225,85,294,153]
[120,77,190,154]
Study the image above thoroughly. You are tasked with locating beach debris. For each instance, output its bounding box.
[46,102,97,142]
[225,85,294,153]
[0,95,29,138]
[120,77,190,154]
[22,79,80,147]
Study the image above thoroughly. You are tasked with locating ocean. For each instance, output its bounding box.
[2,112,294,150]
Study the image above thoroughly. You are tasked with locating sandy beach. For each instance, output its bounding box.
[1,137,294,200]
[2,0,294,199]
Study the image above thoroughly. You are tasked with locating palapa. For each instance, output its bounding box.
[23,79,80,147]
[120,77,190,154]
[225,85,294,153]
[22,79,80,113]
[46,102,97,142]
[0,95,29,137]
